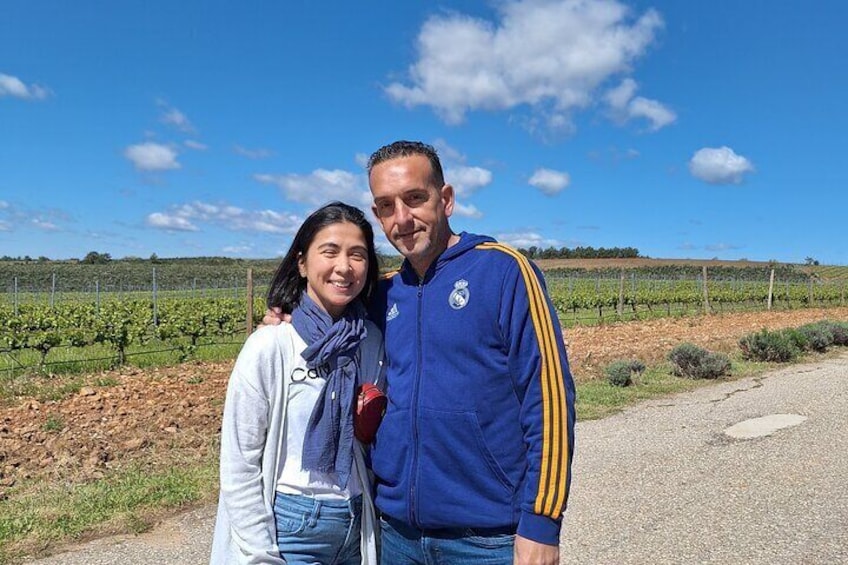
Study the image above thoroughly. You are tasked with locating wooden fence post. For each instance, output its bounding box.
[152,267,158,325]
[702,266,710,315]
[246,268,254,336]
[808,276,814,306]
[617,269,625,318]
[767,268,775,310]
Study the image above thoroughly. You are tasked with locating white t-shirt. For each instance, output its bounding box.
[276,333,362,500]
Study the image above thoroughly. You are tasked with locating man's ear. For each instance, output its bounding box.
[440,183,455,218]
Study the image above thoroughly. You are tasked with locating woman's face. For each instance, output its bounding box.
[298,221,369,319]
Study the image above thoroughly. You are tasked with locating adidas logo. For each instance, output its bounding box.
[386,303,399,321]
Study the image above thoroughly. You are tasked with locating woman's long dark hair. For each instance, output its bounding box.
[266,201,379,314]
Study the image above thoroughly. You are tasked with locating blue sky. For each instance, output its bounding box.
[2,0,846,264]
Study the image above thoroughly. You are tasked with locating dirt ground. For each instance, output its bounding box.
[2,306,847,497]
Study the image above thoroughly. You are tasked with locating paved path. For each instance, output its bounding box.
[26,354,848,564]
[560,352,848,564]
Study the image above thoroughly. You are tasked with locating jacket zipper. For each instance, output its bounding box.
[409,277,425,527]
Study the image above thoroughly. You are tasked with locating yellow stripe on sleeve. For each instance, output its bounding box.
[477,242,570,518]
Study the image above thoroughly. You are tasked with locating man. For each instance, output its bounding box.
[268,140,575,564]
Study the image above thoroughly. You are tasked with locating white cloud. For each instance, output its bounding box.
[184,140,208,150]
[453,202,483,218]
[628,96,676,131]
[385,0,665,129]
[234,145,274,159]
[0,202,70,232]
[124,142,181,171]
[688,146,755,184]
[147,201,303,234]
[32,219,60,231]
[448,165,493,198]
[705,242,742,252]
[604,78,676,131]
[0,204,17,232]
[427,139,492,215]
[222,244,254,255]
[254,169,366,205]
[433,139,467,163]
[160,108,195,133]
[528,168,570,195]
[0,72,50,100]
[496,231,563,249]
[147,212,198,231]
[604,77,638,109]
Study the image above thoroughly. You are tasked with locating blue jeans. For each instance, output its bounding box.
[274,492,362,565]
[380,515,515,565]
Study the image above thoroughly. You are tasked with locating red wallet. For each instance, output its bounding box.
[354,383,387,443]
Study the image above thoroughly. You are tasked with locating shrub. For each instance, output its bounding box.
[605,361,631,387]
[780,328,809,352]
[738,329,799,362]
[604,359,644,387]
[796,322,834,352]
[825,321,848,346]
[668,343,731,379]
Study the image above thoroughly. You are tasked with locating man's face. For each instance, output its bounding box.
[370,154,454,275]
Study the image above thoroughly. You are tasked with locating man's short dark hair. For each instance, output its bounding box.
[367,140,445,188]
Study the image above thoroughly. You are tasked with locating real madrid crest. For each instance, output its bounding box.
[448,279,470,310]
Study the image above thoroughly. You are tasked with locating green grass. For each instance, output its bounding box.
[0,373,86,403]
[577,365,704,420]
[41,414,64,432]
[0,458,218,564]
[575,349,838,421]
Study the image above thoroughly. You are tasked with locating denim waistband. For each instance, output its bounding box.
[382,514,516,539]
[274,491,362,518]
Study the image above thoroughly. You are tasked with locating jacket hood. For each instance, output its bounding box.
[401,232,495,283]
[439,232,494,262]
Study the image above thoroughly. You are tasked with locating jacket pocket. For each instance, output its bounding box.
[416,408,515,527]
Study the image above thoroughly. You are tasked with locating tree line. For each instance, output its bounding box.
[517,246,641,259]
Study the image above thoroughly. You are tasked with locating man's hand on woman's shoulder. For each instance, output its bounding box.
[261,306,290,327]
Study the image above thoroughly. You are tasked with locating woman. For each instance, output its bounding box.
[210,202,384,565]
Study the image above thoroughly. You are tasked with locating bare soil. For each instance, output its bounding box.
[2,307,847,496]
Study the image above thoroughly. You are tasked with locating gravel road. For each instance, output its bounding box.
[25,353,848,564]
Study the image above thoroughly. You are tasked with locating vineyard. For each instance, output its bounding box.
[547,271,848,324]
[1,260,847,377]
[0,296,265,377]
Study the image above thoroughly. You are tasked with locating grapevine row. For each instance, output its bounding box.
[0,297,263,369]
[3,277,846,371]
[547,278,847,313]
